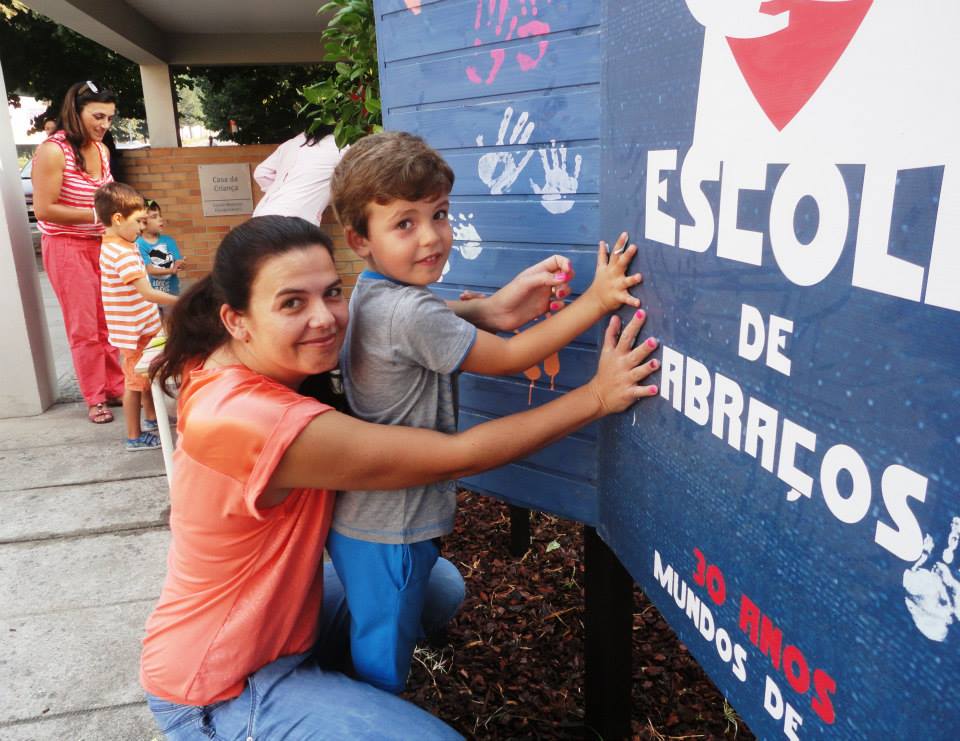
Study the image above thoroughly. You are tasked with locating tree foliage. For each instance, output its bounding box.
[0,0,145,131]
[176,84,204,129]
[301,0,382,148]
[1,0,336,146]
[180,64,333,145]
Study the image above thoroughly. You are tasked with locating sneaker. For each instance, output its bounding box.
[126,432,161,452]
[143,416,177,432]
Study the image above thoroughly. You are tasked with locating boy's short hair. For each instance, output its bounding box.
[331,131,454,238]
[144,198,161,214]
[94,182,145,225]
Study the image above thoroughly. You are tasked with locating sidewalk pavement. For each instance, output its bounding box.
[0,267,168,739]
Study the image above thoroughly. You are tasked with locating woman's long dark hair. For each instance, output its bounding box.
[58,81,117,174]
[303,124,335,147]
[150,216,335,392]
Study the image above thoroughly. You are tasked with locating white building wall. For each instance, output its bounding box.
[0,61,57,417]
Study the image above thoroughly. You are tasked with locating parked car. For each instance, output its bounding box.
[20,158,34,222]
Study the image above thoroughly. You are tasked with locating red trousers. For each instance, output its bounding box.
[41,233,124,406]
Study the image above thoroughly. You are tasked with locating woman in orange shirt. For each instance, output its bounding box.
[142,216,659,739]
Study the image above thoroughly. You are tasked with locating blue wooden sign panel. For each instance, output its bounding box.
[599,1,960,739]
[375,0,605,523]
[443,199,598,244]
[378,0,599,62]
[456,375,598,444]
[432,245,597,297]
[384,34,601,107]
[445,145,599,195]
[388,89,600,149]
[460,411,596,482]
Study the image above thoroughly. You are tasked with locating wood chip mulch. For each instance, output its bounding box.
[402,490,755,740]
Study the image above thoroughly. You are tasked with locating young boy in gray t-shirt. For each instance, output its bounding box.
[328,131,646,693]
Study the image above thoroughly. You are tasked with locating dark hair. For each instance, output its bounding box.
[144,198,162,214]
[303,124,335,147]
[58,81,117,173]
[331,131,454,238]
[151,216,335,390]
[94,182,144,225]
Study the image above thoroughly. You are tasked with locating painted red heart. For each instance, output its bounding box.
[726,0,873,130]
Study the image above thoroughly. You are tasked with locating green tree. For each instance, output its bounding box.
[301,0,382,148]
[0,0,146,137]
[176,84,204,128]
[181,65,333,145]
[2,0,332,146]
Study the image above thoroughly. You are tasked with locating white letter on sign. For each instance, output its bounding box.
[738,304,765,363]
[717,159,766,266]
[852,165,924,302]
[679,151,720,253]
[646,149,677,246]
[769,162,849,287]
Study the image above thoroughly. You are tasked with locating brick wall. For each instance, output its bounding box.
[120,145,364,295]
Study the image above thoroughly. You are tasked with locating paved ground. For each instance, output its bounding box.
[0,266,168,740]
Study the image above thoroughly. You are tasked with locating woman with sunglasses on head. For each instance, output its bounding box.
[32,80,125,424]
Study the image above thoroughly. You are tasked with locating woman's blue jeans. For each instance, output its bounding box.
[146,559,465,740]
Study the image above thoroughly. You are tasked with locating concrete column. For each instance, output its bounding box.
[140,64,180,147]
[0,60,57,417]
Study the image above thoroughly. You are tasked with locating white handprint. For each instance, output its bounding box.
[439,213,485,282]
[451,213,483,259]
[476,107,536,195]
[684,0,789,39]
[902,515,960,642]
[529,140,582,214]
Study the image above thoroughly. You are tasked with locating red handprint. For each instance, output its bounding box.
[466,0,552,85]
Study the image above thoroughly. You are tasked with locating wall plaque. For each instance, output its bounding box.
[198,163,253,216]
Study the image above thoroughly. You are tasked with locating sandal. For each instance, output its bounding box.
[126,432,161,452]
[88,403,114,424]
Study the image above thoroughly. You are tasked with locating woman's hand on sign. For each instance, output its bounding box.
[590,311,659,415]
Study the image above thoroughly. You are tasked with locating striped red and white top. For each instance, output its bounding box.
[37,131,112,238]
[99,237,162,350]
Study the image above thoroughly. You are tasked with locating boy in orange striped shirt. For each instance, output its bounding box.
[95,183,177,451]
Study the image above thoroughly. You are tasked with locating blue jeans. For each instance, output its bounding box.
[146,560,464,740]
[326,532,442,693]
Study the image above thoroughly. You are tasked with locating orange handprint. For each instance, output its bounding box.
[522,362,542,406]
[467,0,553,85]
[542,351,560,390]
[518,310,563,405]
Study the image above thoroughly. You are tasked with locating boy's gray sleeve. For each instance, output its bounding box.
[392,290,477,374]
